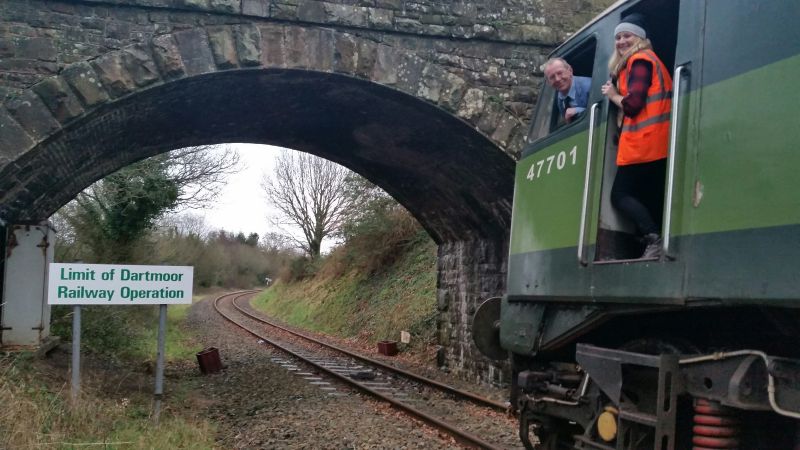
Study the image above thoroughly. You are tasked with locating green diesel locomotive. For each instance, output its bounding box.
[473,0,800,448]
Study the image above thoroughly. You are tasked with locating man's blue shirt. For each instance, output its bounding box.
[557,76,592,117]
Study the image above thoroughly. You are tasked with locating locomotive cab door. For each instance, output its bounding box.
[504,37,608,355]
[577,0,703,304]
[591,0,682,263]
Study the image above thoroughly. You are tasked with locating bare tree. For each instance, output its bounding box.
[157,212,211,238]
[53,144,240,263]
[260,231,295,253]
[167,144,241,210]
[261,151,354,258]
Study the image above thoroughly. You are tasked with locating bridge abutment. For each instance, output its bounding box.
[437,238,509,385]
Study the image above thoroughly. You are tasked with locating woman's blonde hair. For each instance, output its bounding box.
[608,36,653,77]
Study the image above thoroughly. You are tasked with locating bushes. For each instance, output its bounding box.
[134,228,290,289]
[50,304,160,360]
[55,220,298,290]
[279,256,319,282]
[348,206,421,253]
[274,208,427,284]
[256,200,439,352]
[329,179,427,277]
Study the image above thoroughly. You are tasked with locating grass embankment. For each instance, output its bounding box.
[0,294,217,450]
[252,233,438,353]
[1,212,438,447]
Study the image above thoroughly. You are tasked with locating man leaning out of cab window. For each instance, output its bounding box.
[543,57,592,124]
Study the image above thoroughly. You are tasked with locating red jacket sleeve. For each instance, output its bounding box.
[621,60,653,117]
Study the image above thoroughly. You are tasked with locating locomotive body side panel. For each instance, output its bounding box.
[682,1,800,302]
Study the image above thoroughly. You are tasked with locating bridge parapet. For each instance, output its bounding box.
[57,0,602,45]
[0,0,610,158]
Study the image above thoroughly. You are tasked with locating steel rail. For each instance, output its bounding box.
[230,294,508,412]
[213,291,505,450]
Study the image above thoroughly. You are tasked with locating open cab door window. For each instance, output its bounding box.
[592,0,680,263]
[528,39,598,144]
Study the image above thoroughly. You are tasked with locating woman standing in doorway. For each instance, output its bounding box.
[601,13,673,259]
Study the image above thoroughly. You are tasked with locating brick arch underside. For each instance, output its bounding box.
[0,69,513,243]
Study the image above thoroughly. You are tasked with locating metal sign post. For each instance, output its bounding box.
[71,304,81,404]
[153,304,167,424]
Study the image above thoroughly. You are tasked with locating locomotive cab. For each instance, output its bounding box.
[480,0,800,448]
[529,1,680,264]
[504,0,692,360]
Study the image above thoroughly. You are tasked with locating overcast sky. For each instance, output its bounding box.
[199,143,281,236]
[197,144,342,252]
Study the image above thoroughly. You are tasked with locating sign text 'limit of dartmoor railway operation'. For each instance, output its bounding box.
[47,263,193,305]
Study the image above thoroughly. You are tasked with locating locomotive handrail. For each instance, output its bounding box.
[577,101,601,265]
[662,65,688,256]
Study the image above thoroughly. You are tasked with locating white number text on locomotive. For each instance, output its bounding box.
[525,146,578,181]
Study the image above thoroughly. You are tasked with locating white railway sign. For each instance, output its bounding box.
[47,263,193,305]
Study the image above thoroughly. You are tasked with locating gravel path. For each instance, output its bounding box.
[187,293,518,449]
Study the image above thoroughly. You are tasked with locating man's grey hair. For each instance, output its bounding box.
[542,57,572,73]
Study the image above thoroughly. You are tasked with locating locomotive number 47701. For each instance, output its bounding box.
[525,145,577,181]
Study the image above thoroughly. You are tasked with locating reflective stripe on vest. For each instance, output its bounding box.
[617,49,673,165]
[622,112,672,133]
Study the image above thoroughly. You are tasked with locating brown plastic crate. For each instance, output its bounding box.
[377,340,398,356]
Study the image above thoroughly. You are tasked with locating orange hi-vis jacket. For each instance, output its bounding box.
[617,49,673,166]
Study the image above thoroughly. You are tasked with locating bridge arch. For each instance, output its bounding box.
[0,0,616,383]
[0,24,515,242]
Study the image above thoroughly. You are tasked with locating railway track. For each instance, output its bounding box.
[213,290,523,450]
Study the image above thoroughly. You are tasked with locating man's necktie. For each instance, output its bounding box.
[563,96,572,111]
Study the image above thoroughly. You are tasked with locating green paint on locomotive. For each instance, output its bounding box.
[691,54,800,235]
[510,54,800,256]
[510,132,589,253]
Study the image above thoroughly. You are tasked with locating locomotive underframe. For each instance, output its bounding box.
[514,343,800,449]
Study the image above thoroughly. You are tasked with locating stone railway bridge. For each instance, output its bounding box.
[0,0,609,383]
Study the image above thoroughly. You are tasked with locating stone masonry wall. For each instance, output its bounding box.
[437,238,509,385]
[28,0,609,44]
[0,0,611,157]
